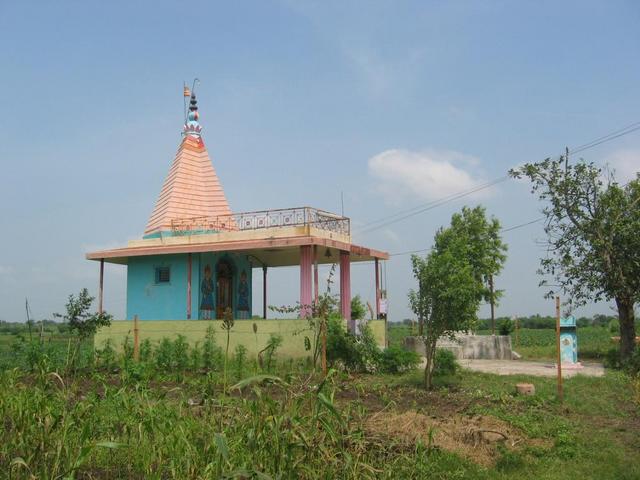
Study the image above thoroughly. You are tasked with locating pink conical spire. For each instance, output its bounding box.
[144,94,233,236]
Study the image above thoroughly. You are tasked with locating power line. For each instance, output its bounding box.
[501,217,543,232]
[356,176,510,231]
[355,121,640,236]
[388,216,544,258]
[570,122,640,155]
[357,176,510,234]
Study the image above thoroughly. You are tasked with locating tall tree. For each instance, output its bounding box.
[511,153,640,361]
[409,206,505,389]
[432,206,508,333]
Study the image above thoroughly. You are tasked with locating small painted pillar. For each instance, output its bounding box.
[313,245,319,305]
[300,245,313,318]
[375,258,380,319]
[98,259,104,314]
[187,253,192,319]
[263,266,268,320]
[340,250,352,331]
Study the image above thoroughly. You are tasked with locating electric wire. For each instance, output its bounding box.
[355,121,640,236]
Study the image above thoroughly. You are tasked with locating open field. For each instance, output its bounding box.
[1,324,639,479]
[489,327,613,360]
[1,357,639,478]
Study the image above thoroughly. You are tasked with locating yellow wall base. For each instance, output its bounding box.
[95,319,387,359]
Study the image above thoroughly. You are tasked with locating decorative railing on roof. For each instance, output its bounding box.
[170,207,350,236]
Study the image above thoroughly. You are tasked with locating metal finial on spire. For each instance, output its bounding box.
[182,78,202,138]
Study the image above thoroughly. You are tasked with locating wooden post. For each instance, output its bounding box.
[555,296,563,403]
[489,274,495,335]
[98,259,104,314]
[515,316,519,347]
[133,315,140,362]
[262,266,267,320]
[187,253,192,319]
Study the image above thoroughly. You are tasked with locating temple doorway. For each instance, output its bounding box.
[216,259,234,319]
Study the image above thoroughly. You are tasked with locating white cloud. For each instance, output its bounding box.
[368,148,490,203]
[604,149,640,183]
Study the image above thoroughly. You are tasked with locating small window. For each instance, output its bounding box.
[155,266,170,284]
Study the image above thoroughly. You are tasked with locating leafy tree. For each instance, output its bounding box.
[511,154,640,361]
[431,206,507,333]
[56,289,111,340]
[409,230,482,389]
[54,288,112,371]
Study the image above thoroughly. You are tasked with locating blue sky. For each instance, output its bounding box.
[1,1,639,322]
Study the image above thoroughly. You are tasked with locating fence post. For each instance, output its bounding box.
[555,297,563,403]
[133,315,140,361]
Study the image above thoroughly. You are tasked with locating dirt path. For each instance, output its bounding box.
[459,359,605,377]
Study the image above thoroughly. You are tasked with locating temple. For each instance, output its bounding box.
[87,88,388,352]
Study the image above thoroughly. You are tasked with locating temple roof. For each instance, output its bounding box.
[144,95,232,236]
[86,87,390,266]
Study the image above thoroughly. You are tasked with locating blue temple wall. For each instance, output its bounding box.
[126,253,252,320]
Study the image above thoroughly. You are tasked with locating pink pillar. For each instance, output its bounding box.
[313,245,319,305]
[300,245,313,318]
[263,266,268,319]
[340,251,352,332]
[375,258,380,319]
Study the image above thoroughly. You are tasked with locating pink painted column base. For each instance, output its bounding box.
[300,245,313,318]
[375,258,380,319]
[340,251,352,332]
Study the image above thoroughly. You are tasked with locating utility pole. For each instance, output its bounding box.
[489,275,495,335]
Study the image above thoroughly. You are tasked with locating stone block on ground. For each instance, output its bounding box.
[515,383,535,396]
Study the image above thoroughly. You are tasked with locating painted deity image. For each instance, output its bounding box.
[200,264,214,319]
[237,270,250,319]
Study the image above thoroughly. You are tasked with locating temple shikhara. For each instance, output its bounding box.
[87,87,388,354]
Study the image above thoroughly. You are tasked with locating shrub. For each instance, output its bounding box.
[259,334,283,372]
[432,349,459,377]
[233,344,248,378]
[96,339,117,369]
[326,317,381,373]
[351,295,367,321]
[498,318,514,336]
[155,338,174,369]
[604,347,622,369]
[379,346,420,374]
[203,326,223,371]
[624,348,640,375]
[326,315,358,368]
[140,338,153,363]
[190,342,202,370]
[173,335,190,370]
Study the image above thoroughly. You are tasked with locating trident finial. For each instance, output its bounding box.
[182,79,202,138]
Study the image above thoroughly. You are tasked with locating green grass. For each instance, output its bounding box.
[387,324,417,348]
[491,326,612,360]
[1,329,639,479]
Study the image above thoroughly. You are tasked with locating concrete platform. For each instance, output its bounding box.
[459,359,605,377]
